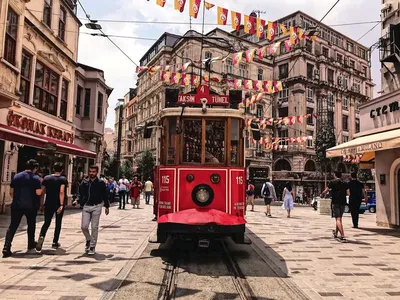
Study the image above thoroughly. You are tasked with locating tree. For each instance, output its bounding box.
[357,168,373,184]
[120,160,134,179]
[137,150,155,181]
[315,120,336,186]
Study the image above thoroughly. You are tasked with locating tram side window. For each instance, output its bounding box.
[230,119,239,166]
[183,120,202,163]
[205,120,225,164]
[167,118,177,165]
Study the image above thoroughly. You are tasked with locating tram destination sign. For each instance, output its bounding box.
[178,85,229,106]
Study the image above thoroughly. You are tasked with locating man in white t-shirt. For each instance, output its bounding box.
[144,178,153,205]
[118,175,129,209]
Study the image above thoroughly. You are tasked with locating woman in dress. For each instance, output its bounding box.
[282,182,294,218]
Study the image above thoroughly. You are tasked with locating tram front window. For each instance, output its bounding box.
[183,120,202,163]
[230,119,239,166]
[206,120,225,163]
[167,118,177,164]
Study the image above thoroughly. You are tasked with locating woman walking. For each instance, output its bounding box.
[282,182,294,218]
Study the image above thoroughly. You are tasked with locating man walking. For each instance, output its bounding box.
[347,172,368,228]
[74,165,109,255]
[246,181,255,212]
[261,178,277,217]
[2,160,42,258]
[322,171,348,242]
[118,175,129,209]
[36,163,67,252]
[144,178,153,205]
[130,175,143,209]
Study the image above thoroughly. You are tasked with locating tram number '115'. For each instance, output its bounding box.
[236,176,243,185]
[162,175,169,184]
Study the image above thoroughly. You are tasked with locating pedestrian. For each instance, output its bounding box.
[107,178,116,204]
[322,171,348,242]
[246,181,255,212]
[347,172,368,228]
[118,175,129,209]
[130,175,143,209]
[73,165,109,255]
[2,160,42,258]
[261,178,277,217]
[144,177,153,205]
[36,163,67,252]
[281,182,294,218]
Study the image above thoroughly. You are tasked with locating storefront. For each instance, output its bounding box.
[327,90,400,228]
[0,106,96,212]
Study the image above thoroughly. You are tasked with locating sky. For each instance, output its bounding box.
[76,0,382,129]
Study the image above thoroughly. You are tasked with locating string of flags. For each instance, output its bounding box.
[246,114,318,129]
[343,155,362,164]
[246,135,314,151]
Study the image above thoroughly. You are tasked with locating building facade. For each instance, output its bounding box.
[0,0,111,210]
[103,127,115,156]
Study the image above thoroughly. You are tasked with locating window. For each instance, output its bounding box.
[258,68,263,80]
[327,91,334,108]
[278,107,288,118]
[230,118,240,166]
[307,63,314,79]
[342,96,349,110]
[342,115,349,131]
[239,63,248,78]
[33,62,59,116]
[353,80,361,93]
[60,79,68,120]
[362,66,368,77]
[278,87,289,103]
[256,105,263,118]
[322,47,329,57]
[336,53,343,63]
[84,88,91,117]
[358,48,366,59]
[342,135,349,143]
[306,87,314,102]
[306,131,314,148]
[226,58,233,74]
[343,76,349,90]
[279,130,289,146]
[58,6,66,41]
[307,108,314,125]
[76,86,83,115]
[97,92,104,121]
[349,59,355,69]
[355,98,360,112]
[205,51,212,60]
[347,42,354,53]
[355,118,360,133]
[20,50,32,104]
[5,7,18,65]
[183,120,202,163]
[280,42,287,54]
[328,69,334,83]
[279,63,288,79]
[43,0,52,27]
[305,39,313,53]
[365,86,369,98]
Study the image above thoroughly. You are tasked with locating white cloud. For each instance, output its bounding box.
[77,0,381,129]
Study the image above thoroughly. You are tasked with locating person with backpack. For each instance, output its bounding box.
[2,160,42,258]
[261,178,277,217]
[246,181,255,212]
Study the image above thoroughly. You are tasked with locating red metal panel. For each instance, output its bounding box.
[158,168,176,216]
[230,169,246,217]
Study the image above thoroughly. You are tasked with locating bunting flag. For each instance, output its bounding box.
[298,28,305,40]
[181,74,191,86]
[231,11,241,31]
[284,39,292,52]
[181,61,192,71]
[280,24,288,35]
[148,66,161,76]
[174,0,186,12]
[244,80,253,90]
[263,80,273,93]
[171,72,182,84]
[244,15,256,34]
[234,79,243,89]
[274,81,283,92]
[268,42,280,55]
[156,0,167,7]
[217,7,228,25]
[189,0,201,18]
[192,75,200,87]
[211,74,222,82]
[253,80,263,91]
[204,1,215,9]
[256,18,266,38]
[161,71,171,82]
[257,47,267,60]
[165,65,171,71]
[267,22,277,41]
[290,26,298,45]
[232,52,243,65]
[203,74,209,82]
[245,49,255,63]
[135,66,148,73]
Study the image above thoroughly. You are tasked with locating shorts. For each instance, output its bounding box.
[332,204,345,218]
[264,197,273,205]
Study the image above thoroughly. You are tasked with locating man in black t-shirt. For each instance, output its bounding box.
[36,163,68,252]
[347,172,368,228]
[322,172,348,242]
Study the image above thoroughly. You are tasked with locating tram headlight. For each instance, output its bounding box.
[192,184,214,207]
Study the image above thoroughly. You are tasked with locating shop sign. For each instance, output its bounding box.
[370,100,399,118]
[178,85,229,106]
[7,111,74,143]
[341,142,383,155]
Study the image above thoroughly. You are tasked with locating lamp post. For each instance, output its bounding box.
[116,99,124,180]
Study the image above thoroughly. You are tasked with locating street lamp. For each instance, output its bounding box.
[85,21,102,30]
[116,99,124,180]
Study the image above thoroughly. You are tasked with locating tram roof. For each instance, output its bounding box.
[160,108,246,119]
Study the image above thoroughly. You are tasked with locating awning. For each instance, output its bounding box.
[0,124,96,158]
[327,128,400,157]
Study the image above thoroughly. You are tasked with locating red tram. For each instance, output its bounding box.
[149,85,251,244]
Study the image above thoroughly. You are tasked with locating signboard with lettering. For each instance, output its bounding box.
[341,142,384,155]
[370,100,400,118]
[7,111,74,143]
[230,169,246,217]
[158,168,176,216]
[178,85,229,106]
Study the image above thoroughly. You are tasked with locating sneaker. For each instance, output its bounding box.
[2,248,11,258]
[85,240,90,253]
[52,242,61,249]
[268,213,272,217]
[36,236,44,252]
[88,247,95,255]
[339,237,347,243]
[332,230,338,239]
[26,248,36,254]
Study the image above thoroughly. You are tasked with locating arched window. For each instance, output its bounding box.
[305,160,316,172]
[275,159,292,171]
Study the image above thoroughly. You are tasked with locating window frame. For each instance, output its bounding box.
[20,50,32,104]
[5,7,18,66]
[278,63,289,79]
[342,115,349,131]
[97,92,104,121]
[58,5,67,41]
[43,0,52,27]
[84,88,91,117]
[60,79,68,120]
[76,85,83,115]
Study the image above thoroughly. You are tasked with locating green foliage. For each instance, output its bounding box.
[138,150,155,181]
[103,155,119,179]
[315,121,336,172]
[357,169,373,183]
[120,160,134,179]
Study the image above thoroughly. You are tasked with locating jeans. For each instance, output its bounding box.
[350,201,361,227]
[81,204,103,248]
[108,192,115,203]
[145,192,151,204]
[39,207,64,243]
[118,191,126,209]
[3,208,37,250]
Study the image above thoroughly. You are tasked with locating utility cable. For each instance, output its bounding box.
[357,21,382,42]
